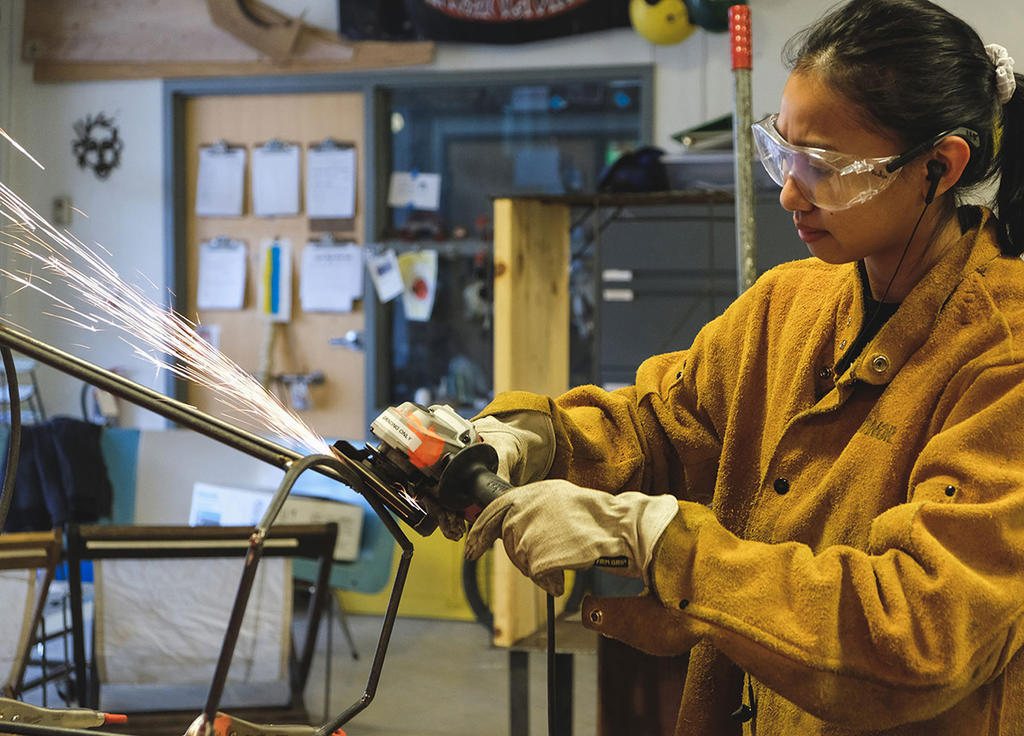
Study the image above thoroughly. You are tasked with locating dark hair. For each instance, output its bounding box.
[783,0,1024,256]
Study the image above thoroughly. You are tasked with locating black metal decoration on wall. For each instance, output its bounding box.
[72,113,123,180]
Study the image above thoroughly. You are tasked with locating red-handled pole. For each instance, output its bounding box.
[730,4,757,293]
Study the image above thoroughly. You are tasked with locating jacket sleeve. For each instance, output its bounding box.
[648,359,1024,729]
[476,278,763,500]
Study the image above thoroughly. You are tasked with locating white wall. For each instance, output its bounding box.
[0,0,1018,429]
[0,1,166,428]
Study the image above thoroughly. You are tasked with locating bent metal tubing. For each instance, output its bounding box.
[0,322,432,533]
[195,453,414,735]
[0,323,415,736]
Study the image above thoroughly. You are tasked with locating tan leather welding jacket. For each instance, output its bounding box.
[479,207,1024,734]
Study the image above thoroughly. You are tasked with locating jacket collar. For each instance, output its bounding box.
[834,206,1001,386]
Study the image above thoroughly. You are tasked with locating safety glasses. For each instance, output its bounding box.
[751,113,980,211]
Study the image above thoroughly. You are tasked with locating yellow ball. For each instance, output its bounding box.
[629,0,696,46]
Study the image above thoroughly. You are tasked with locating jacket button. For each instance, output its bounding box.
[589,609,604,625]
[773,477,790,494]
[870,354,890,373]
[678,599,689,610]
[839,339,848,349]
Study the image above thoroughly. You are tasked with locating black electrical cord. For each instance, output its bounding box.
[547,593,558,736]
[0,345,22,533]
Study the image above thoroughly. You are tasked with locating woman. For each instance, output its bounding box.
[465,0,1024,733]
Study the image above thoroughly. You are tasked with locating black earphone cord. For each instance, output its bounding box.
[865,161,945,326]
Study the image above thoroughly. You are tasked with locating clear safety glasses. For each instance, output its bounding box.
[751,113,980,211]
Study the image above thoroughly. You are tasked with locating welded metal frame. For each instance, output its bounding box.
[0,323,414,736]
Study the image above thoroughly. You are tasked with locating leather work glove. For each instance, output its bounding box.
[464,479,680,596]
[472,412,556,485]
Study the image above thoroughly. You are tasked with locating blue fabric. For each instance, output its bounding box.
[99,428,140,525]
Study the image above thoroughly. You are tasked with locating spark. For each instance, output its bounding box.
[0,181,330,457]
[0,126,44,171]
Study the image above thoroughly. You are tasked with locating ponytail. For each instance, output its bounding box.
[996,72,1024,256]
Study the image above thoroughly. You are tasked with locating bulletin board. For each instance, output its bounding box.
[183,92,366,440]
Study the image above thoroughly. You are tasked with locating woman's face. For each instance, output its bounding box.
[775,70,935,294]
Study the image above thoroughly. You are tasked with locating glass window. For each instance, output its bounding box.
[376,74,648,414]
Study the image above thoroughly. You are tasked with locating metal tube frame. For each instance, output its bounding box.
[0,324,415,736]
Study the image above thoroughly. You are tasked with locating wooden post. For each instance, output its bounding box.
[490,197,570,647]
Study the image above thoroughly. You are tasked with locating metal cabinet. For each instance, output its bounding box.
[560,192,799,388]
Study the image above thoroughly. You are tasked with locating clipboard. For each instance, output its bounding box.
[197,236,247,310]
[252,138,301,217]
[307,137,357,233]
[196,139,246,217]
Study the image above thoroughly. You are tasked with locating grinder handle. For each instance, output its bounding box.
[437,442,512,517]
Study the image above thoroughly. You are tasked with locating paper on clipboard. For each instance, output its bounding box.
[196,146,245,217]
[252,143,300,217]
[306,146,356,219]
[300,241,363,312]
[197,238,247,310]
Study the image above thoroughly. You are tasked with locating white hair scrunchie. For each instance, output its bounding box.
[986,43,1016,104]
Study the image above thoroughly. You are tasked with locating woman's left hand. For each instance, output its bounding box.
[464,479,680,596]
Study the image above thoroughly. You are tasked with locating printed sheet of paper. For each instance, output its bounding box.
[300,241,363,312]
[387,171,442,211]
[367,249,404,303]
[197,238,247,310]
[195,146,245,217]
[252,144,300,217]
[306,147,356,219]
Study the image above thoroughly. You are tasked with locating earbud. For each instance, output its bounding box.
[925,159,946,204]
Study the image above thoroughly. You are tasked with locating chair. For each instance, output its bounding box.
[0,357,46,425]
[0,529,62,698]
[66,523,336,729]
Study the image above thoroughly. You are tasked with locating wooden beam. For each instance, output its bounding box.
[491,197,571,648]
[31,43,436,83]
[493,198,571,398]
[23,0,435,82]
